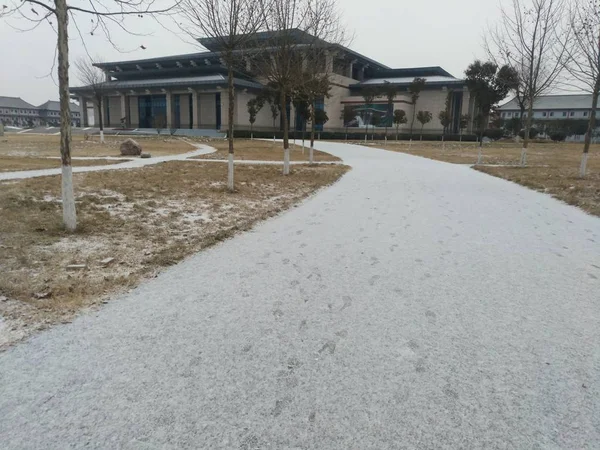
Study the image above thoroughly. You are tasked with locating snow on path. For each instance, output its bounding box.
[1,142,599,449]
[0,144,216,181]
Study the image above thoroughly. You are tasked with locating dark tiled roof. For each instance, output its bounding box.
[0,96,36,109]
[71,74,263,92]
[38,100,81,113]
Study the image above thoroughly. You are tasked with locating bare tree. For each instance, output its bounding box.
[293,2,346,163]
[408,77,426,138]
[416,110,432,141]
[74,57,107,143]
[487,0,570,166]
[361,87,377,142]
[252,0,346,175]
[180,0,264,191]
[1,0,178,231]
[247,97,264,139]
[459,114,470,143]
[393,109,407,141]
[565,0,600,177]
[381,81,397,141]
[294,73,330,163]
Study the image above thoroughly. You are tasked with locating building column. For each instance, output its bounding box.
[166,92,173,129]
[325,50,334,73]
[120,93,128,127]
[103,96,110,127]
[192,91,199,128]
[80,96,88,127]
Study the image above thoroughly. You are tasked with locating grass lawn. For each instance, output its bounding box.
[367,140,600,217]
[192,138,341,162]
[0,133,195,158]
[0,161,349,348]
[0,155,127,172]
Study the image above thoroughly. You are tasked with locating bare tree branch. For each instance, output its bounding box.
[487,0,570,164]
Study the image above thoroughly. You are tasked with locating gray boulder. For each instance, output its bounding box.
[120,138,142,156]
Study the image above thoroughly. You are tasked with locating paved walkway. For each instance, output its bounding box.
[0,144,216,181]
[1,142,599,449]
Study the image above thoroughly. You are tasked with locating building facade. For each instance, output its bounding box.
[0,96,81,128]
[72,31,472,135]
[498,94,598,121]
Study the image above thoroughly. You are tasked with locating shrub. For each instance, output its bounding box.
[549,131,567,142]
[519,127,539,139]
[483,129,504,140]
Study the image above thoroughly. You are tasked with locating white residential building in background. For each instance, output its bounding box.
[498,94,598,120]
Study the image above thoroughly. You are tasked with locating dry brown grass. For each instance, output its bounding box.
[0,156,127,172]
[0,161,349,348]
[475,165,600,217]
[193,138,341,162]
[0,133,194,158]
[364,140,600,166]
[367,140,600,217]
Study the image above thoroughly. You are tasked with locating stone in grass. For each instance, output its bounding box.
[120,138,142,156]
[66,264,87,271]
[140,153,152,159]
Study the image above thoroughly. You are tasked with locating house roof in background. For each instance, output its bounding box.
[38,100,80,113]
[499,94,593,110]
[0,96,36,109]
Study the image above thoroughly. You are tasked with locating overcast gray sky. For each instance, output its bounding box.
[0,0,500,105]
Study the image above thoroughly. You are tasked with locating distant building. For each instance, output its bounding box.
[498,94,598,121]
[0,96,81,128]
[0,97,40,127]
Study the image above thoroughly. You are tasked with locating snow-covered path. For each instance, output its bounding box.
[0,144,216,181]
[1,142,599,449]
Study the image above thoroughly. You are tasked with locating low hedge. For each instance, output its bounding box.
[233,129,479,142]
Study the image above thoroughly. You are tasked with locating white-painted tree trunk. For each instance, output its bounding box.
[100,130,104,143]
[309,144,314,164]
[520,147,527,166]
[476,146,482,165]
[579,152,589,178]
[273,135,276,142]
[251,132,253,140]
[409,139,412,150]
[56,0,76,232]
[227,153,234,191]
[302,137,305,154]
[61,163,77,231]
[283,147,290,175]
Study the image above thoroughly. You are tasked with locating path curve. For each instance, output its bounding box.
[0,144,216,181]
[1,142,599,448]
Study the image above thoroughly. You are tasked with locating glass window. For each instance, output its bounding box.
[549,112,554,117]
[542,112,547,117]
[584,111,589,117]
[562,112,567,117]
[570,111,574,117]
[501,112,506,118]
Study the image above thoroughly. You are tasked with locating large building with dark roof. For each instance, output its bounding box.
[71,31,474,135]
[0,97,81,128]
